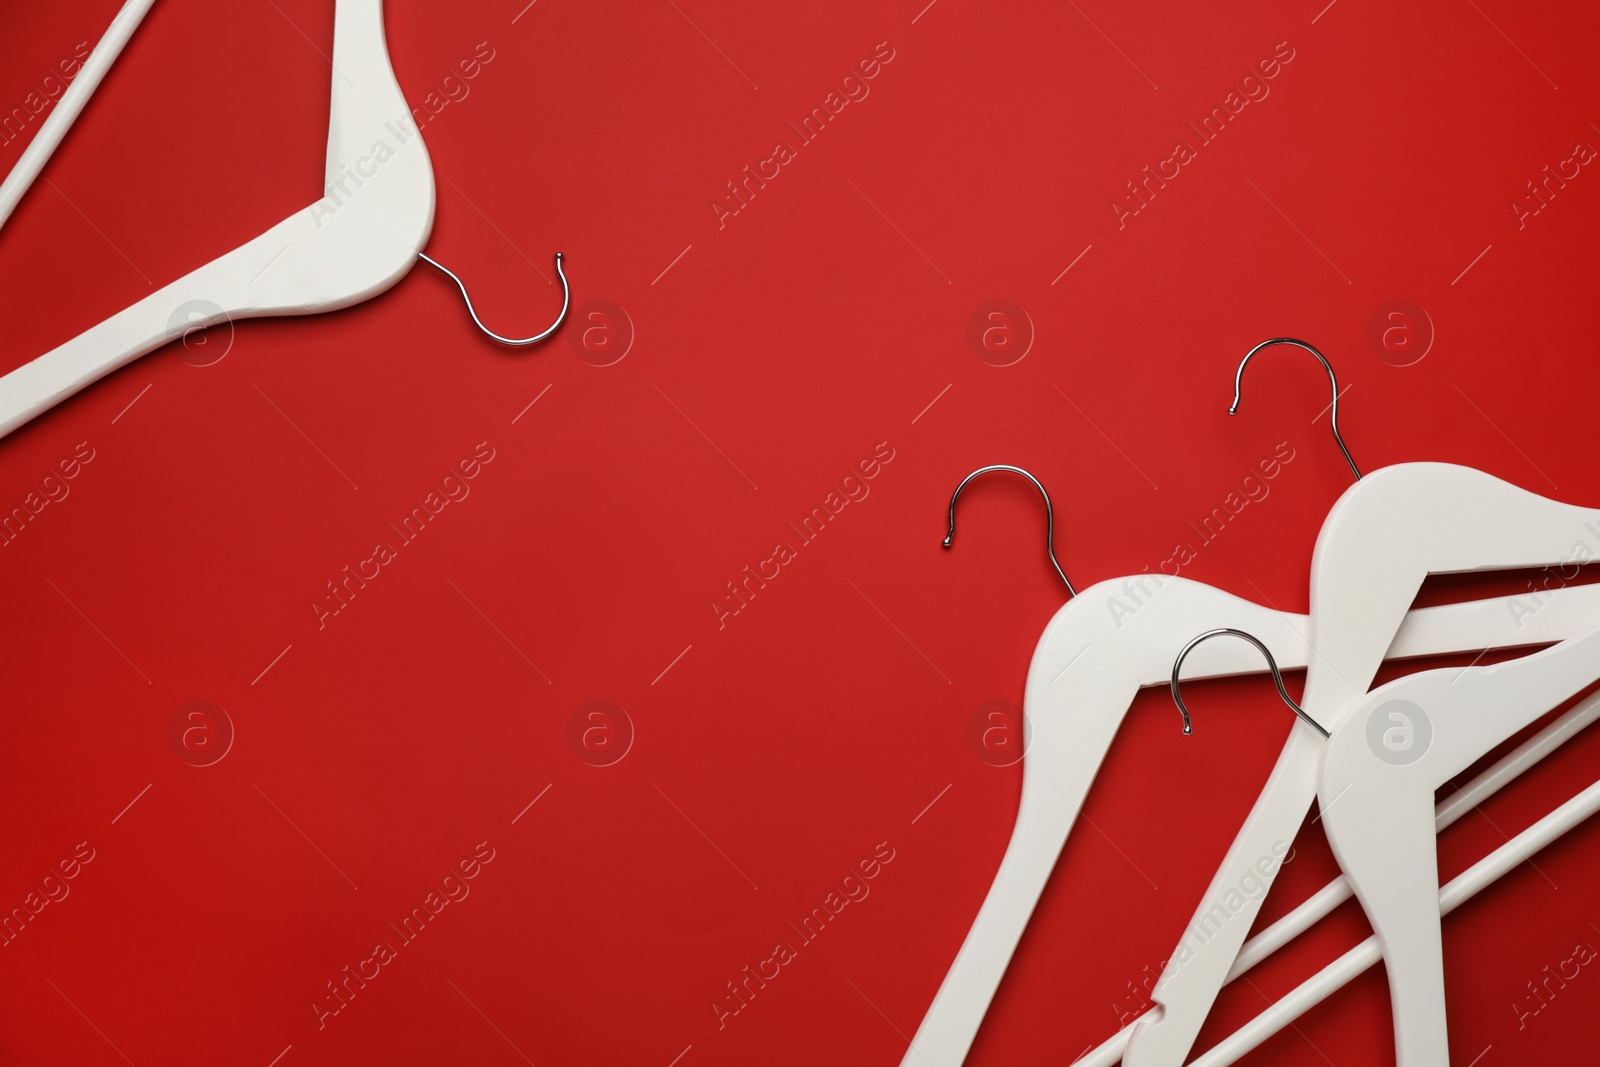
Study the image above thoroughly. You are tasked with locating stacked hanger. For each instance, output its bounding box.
[910,339,1600,1067]
[0,0,568,441]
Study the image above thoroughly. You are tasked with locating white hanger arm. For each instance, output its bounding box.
[0,0,433,439]
[0,0,155,232]
[1231,675,1598,977]
[1319,620,1600,1065]
[1188,772,1600,1067]
[902,573,1600,1067]
[1067,684,1600,1067]
[1127,463,1600,1067]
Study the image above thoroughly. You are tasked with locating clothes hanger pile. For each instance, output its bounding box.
[7,8,1592,1064]
[0,0,568,441]
[910,339,1600,1067]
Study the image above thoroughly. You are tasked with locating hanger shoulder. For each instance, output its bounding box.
[1126,465,1600,1067]
[0,0,434,440]
[1084,576,1313,683]
[902,600,1135,1067]
[912,577,1600,1067]
[1306,461,1600,710]
[1319,619,1600,1066]
[903,578,1299,1066]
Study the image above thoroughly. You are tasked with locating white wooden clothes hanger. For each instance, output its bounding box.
[1188,769,1600,1066]
[0,0,568,442]
[902,465,1600,1067]
[1318,618,1600,1065]
[1125,340,1600,1067]
[1069,682,1600,1067]
[1158,637,1600,1066]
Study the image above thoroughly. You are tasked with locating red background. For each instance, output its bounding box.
[2,1,1599,1064]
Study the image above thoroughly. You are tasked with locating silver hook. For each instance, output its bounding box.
[417,251,570,346]
[943,465,1075,597]
[1231,338,1361,481]
[1170,628,1329,738]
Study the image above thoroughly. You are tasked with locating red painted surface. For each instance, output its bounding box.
[2,2,1598,1064]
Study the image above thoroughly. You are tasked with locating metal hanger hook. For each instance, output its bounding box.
[1231,337,1361,482]
[417,251,569,346]
[1170,627,1329,738]
[943,465,1075,597]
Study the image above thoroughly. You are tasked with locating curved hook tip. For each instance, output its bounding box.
[418,250,570,348]
[1231,338,1360,481]
[1171,627,1328,737]
[943,464,1075,597]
